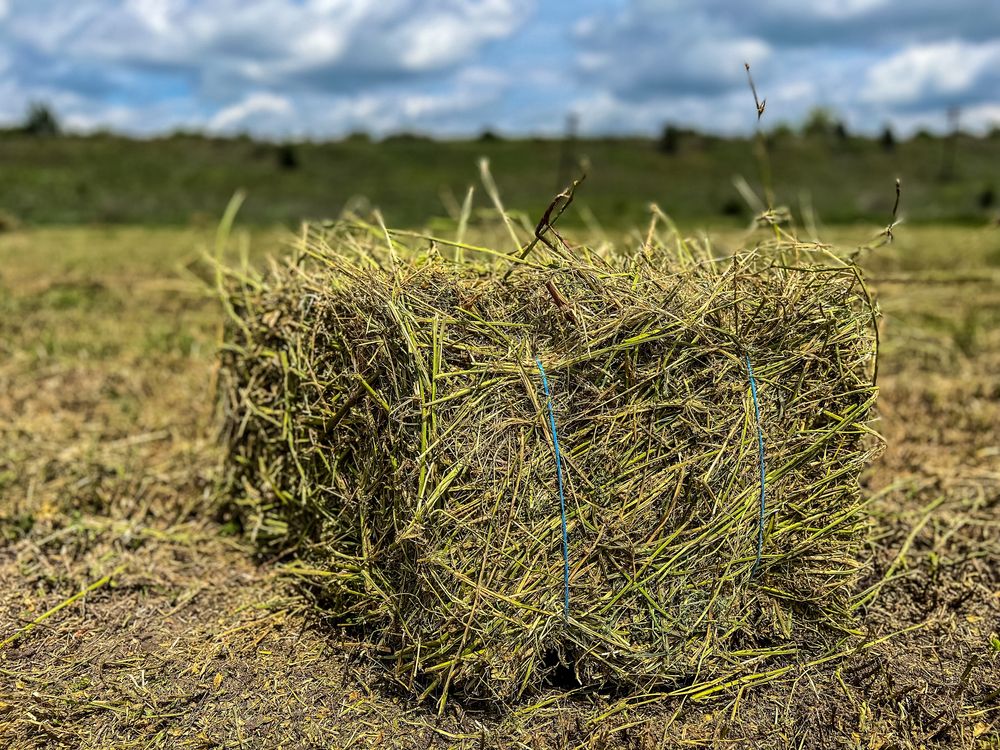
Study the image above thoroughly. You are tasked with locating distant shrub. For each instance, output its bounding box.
[659,124,681,154]
[22,103,60,137]
[478,129,501,142]
[978,185,995,210]
[276,142,300,170]
[880,125,896,152]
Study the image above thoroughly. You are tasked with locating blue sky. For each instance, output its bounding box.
[0,0,998,138]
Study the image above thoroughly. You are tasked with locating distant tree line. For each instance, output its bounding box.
[4,102,998,150]
[656,107,921,155]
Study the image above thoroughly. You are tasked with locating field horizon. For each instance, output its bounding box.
[2,129,999,230]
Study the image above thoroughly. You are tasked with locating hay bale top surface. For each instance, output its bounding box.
[219,219,880,705]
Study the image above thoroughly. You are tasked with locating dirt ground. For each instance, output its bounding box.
[0,225,998,748]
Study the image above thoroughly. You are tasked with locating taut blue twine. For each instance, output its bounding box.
[535,358,570,621]
[746,355,766,574]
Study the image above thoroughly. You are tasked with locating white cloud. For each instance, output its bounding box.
[193,65,511,138]
[733,0,890,20]
[0,0,998,137]
[0,0,532,135]
[684,0,1000,46]
[863,40,1000,107]
[3,0,530,84]
[124,0,177,35]
[567,1,1000,136]
[964,103,1000,128]
[208,92,293,132]
[570,89,751,135]
[575,4,772,99]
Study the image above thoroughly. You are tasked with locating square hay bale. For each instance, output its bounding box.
[218,223,880,704]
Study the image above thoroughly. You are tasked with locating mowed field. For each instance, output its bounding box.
[2,131,999,228]
[0,220,998,748]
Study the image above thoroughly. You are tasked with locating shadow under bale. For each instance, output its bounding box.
[217,220,880,707]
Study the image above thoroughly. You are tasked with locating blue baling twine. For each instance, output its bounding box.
[746,355,766,574]
[535,358,570,621]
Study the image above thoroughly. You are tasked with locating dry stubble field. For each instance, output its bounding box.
[0,223,998,748]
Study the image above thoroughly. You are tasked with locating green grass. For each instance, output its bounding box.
[1,131,999,228]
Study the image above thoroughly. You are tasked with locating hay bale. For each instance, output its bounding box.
[218,222,880,704]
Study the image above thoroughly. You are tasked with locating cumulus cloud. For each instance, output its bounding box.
[677,0,1000,46]
[962,104,1000,133]
[863,40,1000,109]
[3,0,530,88]
[574,6,771,99]
[569,0,1000,135]
[208,92,294,133]
[0,0,996,136]
[169,65,510,138]
[0,0,531,135]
